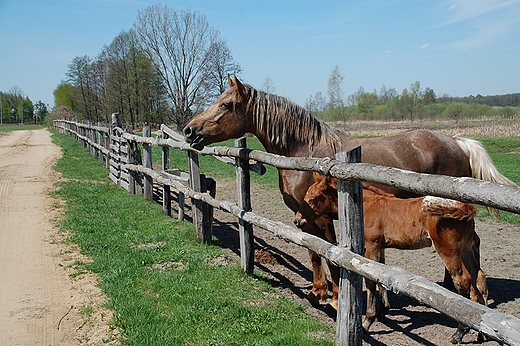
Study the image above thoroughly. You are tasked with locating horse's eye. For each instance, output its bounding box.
[220,103,230,110]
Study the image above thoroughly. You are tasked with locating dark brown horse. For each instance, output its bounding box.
[183,75,514,309]
[293,175,488,344]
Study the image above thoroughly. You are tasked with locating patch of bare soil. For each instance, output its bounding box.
[0,130,117,345]
[209,177,520,346]
[206,121,520,346]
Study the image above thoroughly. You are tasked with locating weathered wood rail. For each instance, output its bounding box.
[53,118,520,346]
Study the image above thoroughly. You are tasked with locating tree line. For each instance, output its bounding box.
[0,86,48,125]
[55,4,240,129]
[4,4,517,128]
[306,65,519,123]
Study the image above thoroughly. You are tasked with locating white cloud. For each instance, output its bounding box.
[444,0,520,24]
[419,43,431,50]
[441,0,520,50]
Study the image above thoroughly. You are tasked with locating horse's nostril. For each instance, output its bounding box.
[183,126,192,137]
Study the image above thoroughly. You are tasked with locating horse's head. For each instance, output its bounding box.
[293,173,338,228]
[183,75,250,150]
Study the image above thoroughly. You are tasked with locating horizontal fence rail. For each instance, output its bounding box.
[53,119,520,346]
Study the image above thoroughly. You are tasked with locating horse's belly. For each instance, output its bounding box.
[384,231,432,250]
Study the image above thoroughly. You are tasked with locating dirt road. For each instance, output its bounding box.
[0,130,115,346]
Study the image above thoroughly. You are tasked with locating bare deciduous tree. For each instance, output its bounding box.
[261,75,276,94]
[134,5,239,129]
[327,65,345,122]
[101,30,168,126]
[204,38,241,96]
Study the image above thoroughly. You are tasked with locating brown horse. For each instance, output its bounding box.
[293,174,488,344]
[183,75,513,309]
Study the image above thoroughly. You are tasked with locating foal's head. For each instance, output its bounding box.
[294,173,338,228]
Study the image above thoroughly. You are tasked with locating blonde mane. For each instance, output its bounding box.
[245,86,340,151]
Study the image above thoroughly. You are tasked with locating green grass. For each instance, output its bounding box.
[50,128,519,344]
[154,137,279,189]
[51,131,335,346]
[0,123,46,132]
[472,136,520,224]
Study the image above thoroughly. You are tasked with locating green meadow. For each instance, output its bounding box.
[49,128,519,345]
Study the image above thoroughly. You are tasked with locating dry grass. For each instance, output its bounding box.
[335,117,520,138]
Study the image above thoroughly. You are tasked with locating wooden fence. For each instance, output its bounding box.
[53,117,520,346]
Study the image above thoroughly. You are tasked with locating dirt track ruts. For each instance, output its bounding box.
[0,129,116,345]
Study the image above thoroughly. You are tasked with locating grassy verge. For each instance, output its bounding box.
[157,137,279,189]
[0,123,46,132]
[51,130,335,346]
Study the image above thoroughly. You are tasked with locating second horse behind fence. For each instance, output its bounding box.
[293,174,488,344]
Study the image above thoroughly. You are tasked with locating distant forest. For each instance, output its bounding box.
[438,93,520,107]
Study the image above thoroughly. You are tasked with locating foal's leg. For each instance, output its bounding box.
[441,257,472,344]
[318,217,339,310]
[307,249,328,305]
[433,229,474,344]
[306,218,337,305]
[362,241,381,332]
[377,249,390,321]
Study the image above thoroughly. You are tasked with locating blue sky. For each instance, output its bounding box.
[1,0,519,109]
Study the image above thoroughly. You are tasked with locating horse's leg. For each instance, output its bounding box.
[363,277,378,332]
[469,232,489,342]
[307,249,328,305]
[432,232,473,344]
[377,249,390,321]
[443,267,456,292]
[444,260,472,344]
[313,216,339,309]
[305,218,334,305]
[362,241,380,332]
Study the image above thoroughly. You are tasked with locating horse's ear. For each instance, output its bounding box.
[234,75,246,98]
[328,176,338,189]
[227,74,234,88]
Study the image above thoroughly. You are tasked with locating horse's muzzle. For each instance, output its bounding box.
[183,125,205,150]
[293,214,307,229]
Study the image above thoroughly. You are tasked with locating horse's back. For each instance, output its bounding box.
[358,129,470,175]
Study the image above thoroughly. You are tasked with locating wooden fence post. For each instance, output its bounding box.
[336,146,364,346]
[188,151,210,243]
[97,122,103,165]
[162,132,171,216]
[202,175,216,239]
[235,137,254,275]
[127,139,136,195]
[143,126,153,200]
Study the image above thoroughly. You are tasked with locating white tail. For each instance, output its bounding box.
[454,135,517,218]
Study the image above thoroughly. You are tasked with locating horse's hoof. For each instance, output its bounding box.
[450,325,469,344]
[477,332,489,342]
[362,317,374,334]
[376,307,389,322]
[307,292,321,307]
[327,298,338,310]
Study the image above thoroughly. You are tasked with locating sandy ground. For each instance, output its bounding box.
[211,173,520,346]
[0,129,116,346]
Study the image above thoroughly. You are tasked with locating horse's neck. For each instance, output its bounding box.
[246,90,348,156]
[250,120,348,157]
